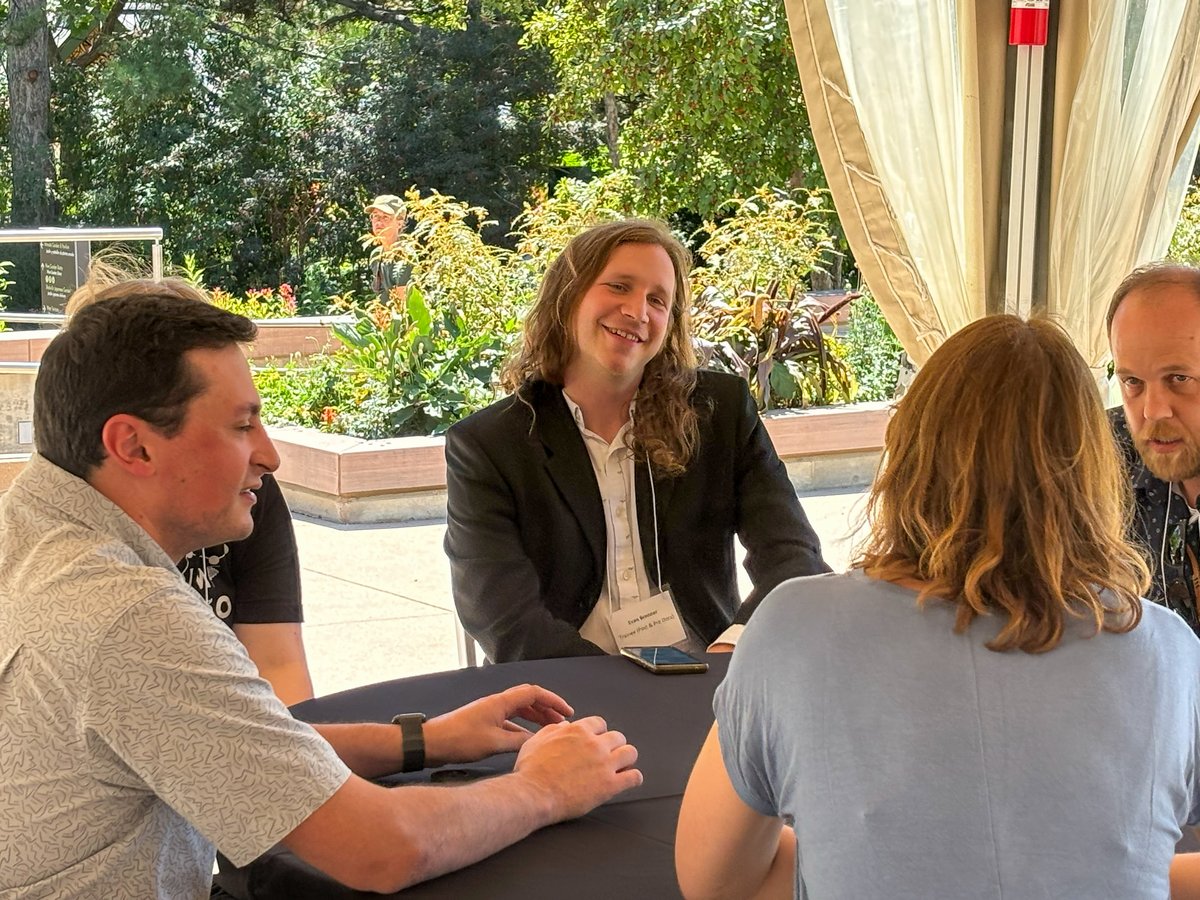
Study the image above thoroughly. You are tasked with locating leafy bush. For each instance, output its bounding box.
[257,182,881,438]
[257,284,516,438]
[690,186,849,408]
[210,284,298,320]
[255,354,366,431]
[693,282,854,409]
[841,291,903,402]
[1170,183,1200,263]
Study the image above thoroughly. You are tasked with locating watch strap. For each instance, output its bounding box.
[391,713,427,772]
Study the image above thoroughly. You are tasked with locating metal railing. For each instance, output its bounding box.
[0,227,164,280]
[0,312,66,325]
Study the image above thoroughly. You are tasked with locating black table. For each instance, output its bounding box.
[215,654,730,899]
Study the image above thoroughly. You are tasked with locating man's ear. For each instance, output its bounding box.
[99,414,156,476]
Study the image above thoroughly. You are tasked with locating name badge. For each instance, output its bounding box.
[608,586,686,649]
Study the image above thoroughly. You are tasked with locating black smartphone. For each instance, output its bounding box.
[619,645,709,675]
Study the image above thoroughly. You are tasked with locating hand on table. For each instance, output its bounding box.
[514,715,643,821]
[423,683,572,765]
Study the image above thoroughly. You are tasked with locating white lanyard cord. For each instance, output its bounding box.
[647,453,663,594]
[1160,490,1172,602]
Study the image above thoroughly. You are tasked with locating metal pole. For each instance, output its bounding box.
[1004,1,1051,317]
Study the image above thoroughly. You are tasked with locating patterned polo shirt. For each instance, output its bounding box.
[0,455,350,899]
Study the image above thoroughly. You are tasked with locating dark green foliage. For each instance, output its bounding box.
[841,293,903,402]
[40,2,558,294]
[366,16,558,243]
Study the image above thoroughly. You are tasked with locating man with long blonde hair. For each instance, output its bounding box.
[677,315,1200,899]
[444,218,828,662]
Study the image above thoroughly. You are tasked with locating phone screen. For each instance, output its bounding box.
[620,646,709,674]
[624,646,703,666]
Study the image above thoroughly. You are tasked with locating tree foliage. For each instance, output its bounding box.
[526,0,824,217]
[365,10,559,242]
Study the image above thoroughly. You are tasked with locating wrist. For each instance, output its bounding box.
[390,713,426,772]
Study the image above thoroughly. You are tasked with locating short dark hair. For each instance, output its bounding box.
[35,280,257,478]
[1106,261,1200,333]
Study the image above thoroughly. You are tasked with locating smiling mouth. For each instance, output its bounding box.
[603,324,644,343]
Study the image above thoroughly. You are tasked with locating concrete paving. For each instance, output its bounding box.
[296,486,871,698]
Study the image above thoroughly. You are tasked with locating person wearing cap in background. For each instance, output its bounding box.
[365,193,411,304]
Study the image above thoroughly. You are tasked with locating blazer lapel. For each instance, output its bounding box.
[533,387,607,577]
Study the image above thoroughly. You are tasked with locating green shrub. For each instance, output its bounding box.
[255,354,365,431]
[690,187,849,408]
[210,285,298,320]
[257,182,891,438]
[1170,183,1200,263]
[841,291,902,402]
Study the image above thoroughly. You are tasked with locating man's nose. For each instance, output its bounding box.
[621,293,649,322]
[1142,381,1174,421]
[254,429,281,474]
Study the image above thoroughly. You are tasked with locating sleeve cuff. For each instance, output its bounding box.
[707,624,745,651]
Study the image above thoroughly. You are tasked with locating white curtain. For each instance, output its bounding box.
[1050,0,1200,365]
[785,0,1200,367]
[824,1,982,347]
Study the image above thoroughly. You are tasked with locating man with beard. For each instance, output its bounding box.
[1109,263,1200,636]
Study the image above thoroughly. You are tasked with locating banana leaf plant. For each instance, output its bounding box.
[692,281,859,410]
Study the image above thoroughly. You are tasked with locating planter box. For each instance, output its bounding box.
[0,315,347,365]
[269,402,889,523]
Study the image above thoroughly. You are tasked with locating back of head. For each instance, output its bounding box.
[857,315,1148,652]
[35,279,257,479]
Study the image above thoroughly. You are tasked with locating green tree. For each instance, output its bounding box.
[366,5,560,242]
[527,0,824,218]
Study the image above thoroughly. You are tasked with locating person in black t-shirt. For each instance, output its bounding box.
[178,473,314,704]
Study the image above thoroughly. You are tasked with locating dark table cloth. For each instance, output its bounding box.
[215,654,730,899]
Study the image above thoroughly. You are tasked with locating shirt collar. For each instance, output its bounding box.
[561,389,636,433]
[14,454,179,572]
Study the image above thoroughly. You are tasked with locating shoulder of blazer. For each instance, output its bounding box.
[446,381,566,445]
[693,368,749,406]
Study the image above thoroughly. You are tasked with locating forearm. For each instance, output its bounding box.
[1173,853,1200,899]
[313,723,406,779]
[285,770,557,893]
[378,774,555,888]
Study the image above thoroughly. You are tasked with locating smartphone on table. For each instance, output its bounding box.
[619,646,709,675]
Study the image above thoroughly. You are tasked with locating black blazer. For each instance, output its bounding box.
[444,370,830,662]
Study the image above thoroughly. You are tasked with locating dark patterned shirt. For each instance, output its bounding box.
[1110,407,1200,635]
[177,474,303,627]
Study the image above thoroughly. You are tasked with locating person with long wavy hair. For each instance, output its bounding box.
[444,218,828,662]
[677,315,1200,900]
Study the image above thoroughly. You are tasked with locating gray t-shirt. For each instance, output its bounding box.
[716,569,1200,899]
[0,455,350,899]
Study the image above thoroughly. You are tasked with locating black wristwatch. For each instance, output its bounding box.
[391,713,427,772]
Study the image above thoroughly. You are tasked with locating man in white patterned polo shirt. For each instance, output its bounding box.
[0,280,641,899]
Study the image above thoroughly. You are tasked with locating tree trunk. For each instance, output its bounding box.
[6,0,54,225]
[5,0,55,309]
[603,92,620,170]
